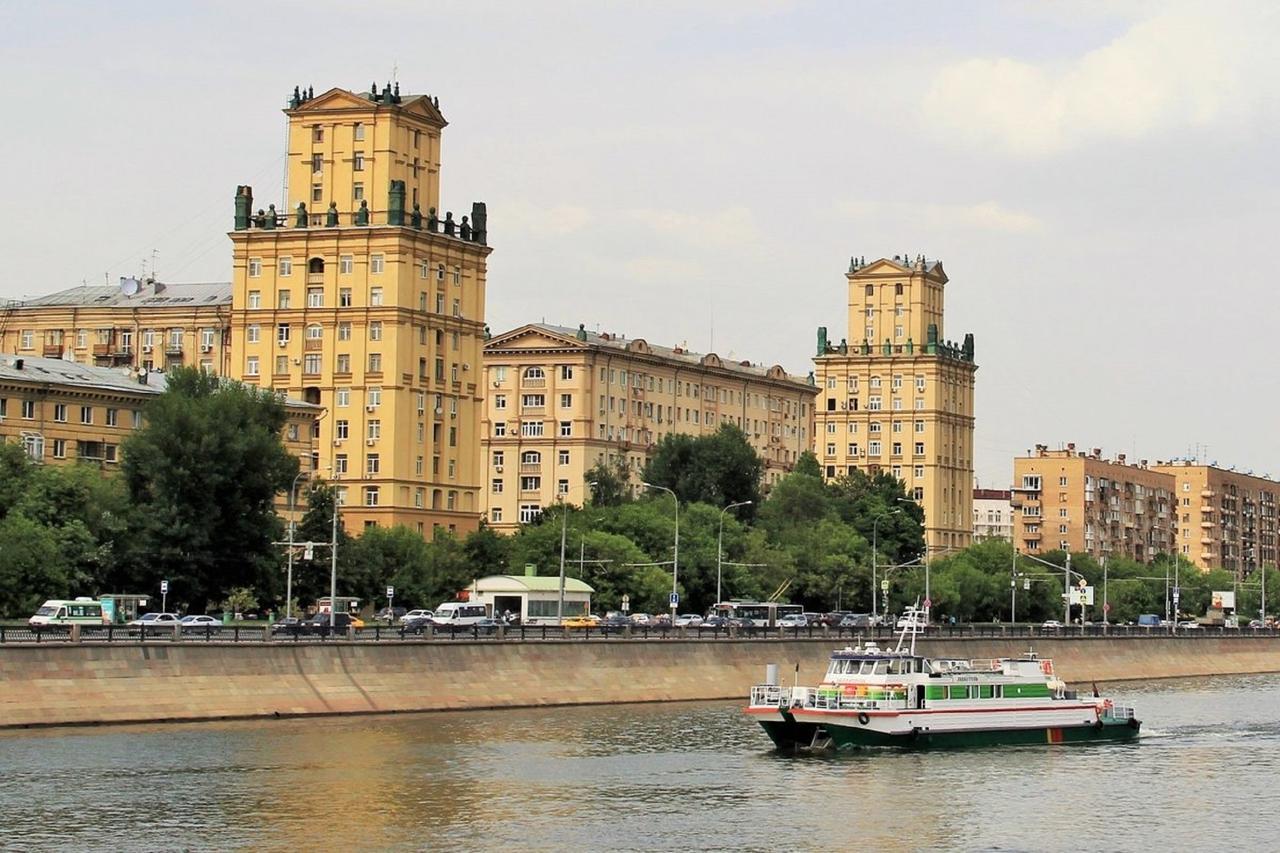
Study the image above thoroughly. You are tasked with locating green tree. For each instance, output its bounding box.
[793,451,822,479]
[827,469,924,564]
[288,481,356,609]
[0,514,68,616]
[642,424,761,509]
[120,367,298,611]
[0,443,34,519]
[586,459,631,507]
[463,524,510,576]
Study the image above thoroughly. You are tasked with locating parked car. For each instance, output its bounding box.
[699,616,729,630]
[629,613,652,626]
[838,613,875,628]
[300,612,360,634]
[778,614,808,629]
[402,615,434,634]
[270,617,303,635]
[128,613,181,631]
[179,615,222,633]
[599,615,632,634]
[561,615,601,630]
[374,606,408,623]
[1041,620,1063,629]
[673,614,704,628]
[896,613,927,630]
[1178,620,1202,630]
[403,609,433,623]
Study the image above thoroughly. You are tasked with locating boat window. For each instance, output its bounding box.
[843,660,855,675]
[889,659,908,675]
[873,661,889,675]
[994,685,1003,698]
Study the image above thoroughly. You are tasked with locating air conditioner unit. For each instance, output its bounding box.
[200,345,213,353]
[366,439,376,446]
[450,412,456,419]
[293,358,302,365]
[462,363,470,371]
[366,405,376,412]
[333,438,343,446]
[142,345,152,353]
[492,380,502,388]
[277,340,287,347]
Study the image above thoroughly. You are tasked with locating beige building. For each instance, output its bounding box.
[0,354,318,474]
[227,84,491,536]
[813,256,977,552]
[1152,461,1279,576]
[481,323,816,532]
[1011,445,1176,562]
[973,488,1013,540]
[0,280,232,375]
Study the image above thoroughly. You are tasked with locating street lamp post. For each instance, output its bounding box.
[329,468,340,631]
[871,509,902,620]
[716,500,752,606]
[643,482,679,619]
[557,481,598,624]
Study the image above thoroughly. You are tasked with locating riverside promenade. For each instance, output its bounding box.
[1,634,1278,729]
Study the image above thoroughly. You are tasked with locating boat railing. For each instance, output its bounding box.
[809,690,911,712]
[750,684,789,707]
[1105,704,1135,721]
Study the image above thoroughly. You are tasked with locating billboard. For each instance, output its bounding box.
[1212,590,1236,611]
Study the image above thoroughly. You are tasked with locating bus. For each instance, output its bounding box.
[29,598,108,627]
[711,601,803,628]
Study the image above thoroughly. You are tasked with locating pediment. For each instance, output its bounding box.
[485,325,585,352]
[288,88,372,113]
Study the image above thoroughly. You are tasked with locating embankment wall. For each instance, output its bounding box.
[1,636,1277,729]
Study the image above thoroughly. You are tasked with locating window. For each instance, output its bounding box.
[53,403,67,422]
[491,478,504,494]
[560,365,574,381]
[370,254,384,274]
[52,439,66,459]
[914,442,925,455]
[868,440,881,456]
[20,399,34,419]
[79,405,93,425]
[333,454,348,475]
[248,291,261,309]
[559,421,572,437]
[353,183,364,201]
[521,476,541,492]
[895,283,904,296]
[367,387,381,408]
[519,504,541,524]
[368,352,382,373]
[559,393,572,408]
[277,290,291,309]
[246,324,261,344]
[335,420,349,440]
[913,465,924,478]
[306,287,323,308]
[246,356,260,375]
[522,394,545,408]
[826,443,836,456]
[339,255,353,274]
[493,394,507,411]
[106,408,118,427]
[892,442,902,456]
[366,454,380,475]
[311,184,323,203]
[493,422,506,437]
[869,396,882,411]
[452,298,460,317]
[275,355,288,374]
[248,258,262,277]
[336,353,351,373]
[364,487,380,507]
[353,122,365,141]
[865,284,873,296]
[370,287,383,306]
[276,324,291,344]
[521,421,544,437]
[1059,476,1069,486]
[303,354,321,374]
[22,434,43,460]
[367,420,381,441]
[915,420,925,433]
[558,450,570,465]
[354,152,365,171]
[892,421,903,433]
[369,321,383,341]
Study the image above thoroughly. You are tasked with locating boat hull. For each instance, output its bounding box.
[824,718,1141,749]
[747,709,830,751]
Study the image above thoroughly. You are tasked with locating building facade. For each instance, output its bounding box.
[0,281,232,375]
[972,488,1013,540]
[1151,461,1279,576]
[1011,445,1176,562]
[0,354,317,472]
[812,256,977,552]
[481,323,816,533]
[227,84,491,536]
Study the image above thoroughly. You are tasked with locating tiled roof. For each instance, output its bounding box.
[10,281,231,309]
[0,354,166,396]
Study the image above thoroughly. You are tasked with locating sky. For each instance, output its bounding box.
[2,0,1277,488]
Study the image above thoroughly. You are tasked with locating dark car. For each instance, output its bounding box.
[402,615,434,634]
[374,606,408,624]
[838,613,875,628]
[699,616,730,630]
[300,612,358,635]
[599,615,632,634]
[270,617,303,635]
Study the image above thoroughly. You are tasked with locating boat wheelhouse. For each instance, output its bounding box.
[746,607,1140,750]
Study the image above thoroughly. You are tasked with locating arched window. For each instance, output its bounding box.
[524,366,545,379]
[306,323,323,340]
[521,451,541,465]
[308,257,325,274]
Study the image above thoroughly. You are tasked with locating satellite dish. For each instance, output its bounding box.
[119,277,141,297]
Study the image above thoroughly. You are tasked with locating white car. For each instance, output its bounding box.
[128,613,181,630]
[629,613,652,626]
[403,609,434,622]
[673,614,703,628]
[179,615,221,632]
[778,614,808,628]
[1041,620,1063,629]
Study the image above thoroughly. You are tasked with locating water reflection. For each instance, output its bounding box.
[1,675,1278,851]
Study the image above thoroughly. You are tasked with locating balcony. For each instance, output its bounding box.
[519,463,541,474]
[304,339,323,351]
[92,344,111,356]
[42,344,63,357]
[522,377,546,389]
[1201,489,1214,498]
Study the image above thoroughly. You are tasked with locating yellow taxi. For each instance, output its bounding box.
[561,615,601,630]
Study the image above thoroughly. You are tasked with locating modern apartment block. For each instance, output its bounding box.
[972,488,1013,540]
[1151,461,1279,576]
[0,281,232,375]
[481,323,816,532]
[227,84,491,536]
[813,256,978,552]
[1011,445,1176,562]
[0,354,318,470]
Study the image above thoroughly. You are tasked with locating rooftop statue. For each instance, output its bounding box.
[295,202,307,228]
[355,200,369,226]
[326,202,338,227]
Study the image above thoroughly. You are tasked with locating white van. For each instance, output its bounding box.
[431,602,488,627]
[30,598,107,626]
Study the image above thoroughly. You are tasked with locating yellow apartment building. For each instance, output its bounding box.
[0,280,232,375]
[1011,445,1176,562]
[227,83,491,536]
[481,323,816,532]
[813,256,977,552]
[1152,461,1279,576]
[0,354,318,474]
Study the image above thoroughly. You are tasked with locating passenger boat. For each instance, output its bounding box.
[745,606,1140,750]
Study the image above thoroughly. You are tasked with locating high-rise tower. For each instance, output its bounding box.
[228,84,491,536]
[813,256,977,552]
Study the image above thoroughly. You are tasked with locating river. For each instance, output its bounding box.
[1,674,1276,851]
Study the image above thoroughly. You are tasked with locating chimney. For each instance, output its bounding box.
[1092,448,1102,459]
[13,358,23,370]
[1067,442,1076,452]
[1118,453,1127,464]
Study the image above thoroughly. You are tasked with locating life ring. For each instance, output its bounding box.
[1040,660,1054,676]
[1094,720,1104,732]
[857,712,871,726]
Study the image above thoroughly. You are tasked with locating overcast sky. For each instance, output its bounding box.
[2,1,1276,488]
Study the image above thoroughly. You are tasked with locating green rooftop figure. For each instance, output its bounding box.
[326,202,338,227]
[443,212,455,236]
[460,216,472,241]
[411,203,422,229]
[263,204,277,229]
[355,200,369,226]
[295,202,307,228]
[427,206,438,231]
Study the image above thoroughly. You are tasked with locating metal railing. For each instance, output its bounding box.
[2,622,1278,646]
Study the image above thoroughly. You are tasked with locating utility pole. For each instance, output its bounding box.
[329,472,340,630]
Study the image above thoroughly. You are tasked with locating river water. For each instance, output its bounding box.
[1,674,1277,851]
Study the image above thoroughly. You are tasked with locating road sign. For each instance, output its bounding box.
[386,585,395,599]
[923,598,932,609]
[1079,578,1088,589]
[1104,603,1112,612]
[621,594,631,612]
[669,592,679,606]
[304,543,314,560]
[881,580,889,592]
[160,580,168,594]
[1024,579,1030,590]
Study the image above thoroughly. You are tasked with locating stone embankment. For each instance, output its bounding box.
[1,636,1277,729]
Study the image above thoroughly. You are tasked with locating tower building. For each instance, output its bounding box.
[228,84,491,535]
[813,256,977,552]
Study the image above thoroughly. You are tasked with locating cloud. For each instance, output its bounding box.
[837,200,1044,234]
[922,4,1276,156]
[626,205,760,248]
